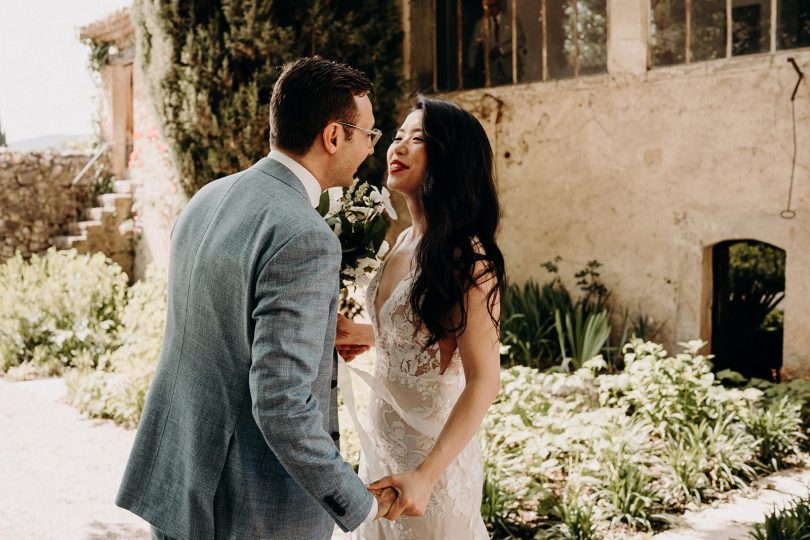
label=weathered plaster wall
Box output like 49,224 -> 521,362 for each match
0,151 -> 94,260
446,49 -> 810,373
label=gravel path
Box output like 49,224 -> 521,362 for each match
0,377 -> 149,539
0,376 -> 352,539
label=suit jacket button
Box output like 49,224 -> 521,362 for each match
331,432 -> 340,441
331,380 -> 337,389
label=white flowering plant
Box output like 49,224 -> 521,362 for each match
317,178 -> 397,318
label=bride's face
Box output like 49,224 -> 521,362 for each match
386,109 -> 426,197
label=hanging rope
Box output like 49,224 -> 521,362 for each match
781,58 -> 804,219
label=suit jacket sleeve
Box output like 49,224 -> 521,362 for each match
249,225 -> 374,532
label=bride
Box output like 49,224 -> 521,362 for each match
337,95 -> 506,539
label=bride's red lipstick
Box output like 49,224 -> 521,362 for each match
389,159 -> 409,174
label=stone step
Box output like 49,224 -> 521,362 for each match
96,193 -> 133,216
112,179 -> 134,194
67,220 -> 102,237
53,235 -> 87,250
87,207 -> 115,222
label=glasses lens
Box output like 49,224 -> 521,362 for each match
370,129 -> 382,148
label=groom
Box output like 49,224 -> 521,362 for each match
116,57 -> 394,539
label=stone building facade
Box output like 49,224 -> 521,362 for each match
79,1 -> 809,373
401,0 -> 810,374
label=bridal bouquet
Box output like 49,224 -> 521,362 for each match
317,178 -> 397,318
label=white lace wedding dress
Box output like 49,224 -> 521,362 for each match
339,256 -> 489,540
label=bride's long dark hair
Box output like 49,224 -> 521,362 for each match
407,95 -> 506,347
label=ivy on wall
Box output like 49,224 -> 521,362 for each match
134,0 -> 405,196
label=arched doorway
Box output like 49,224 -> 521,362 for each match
711,240 -> 785,381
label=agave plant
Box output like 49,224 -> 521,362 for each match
555,307 -> 611,371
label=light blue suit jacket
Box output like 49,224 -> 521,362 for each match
116,157 -> 373,539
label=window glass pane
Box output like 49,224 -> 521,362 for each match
464,0 -> 528,88
547,0 -> 575,78
651,0 -> 686,66
577,0 -> 607,75
731,0 -> 770,55
692,0 -> 726,62
778,0 -> 810,50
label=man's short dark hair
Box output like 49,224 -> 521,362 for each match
270,57 -> 374,155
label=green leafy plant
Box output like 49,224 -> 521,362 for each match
500,257 -> 619,371
743,396 -> 806,471
0,249 -> 127,378
133,0 -> 404,196
66,266 -> 168,427
554,307 -> 611,371
749,495 -> 810,540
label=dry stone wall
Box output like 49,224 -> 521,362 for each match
0,151 -> 94,260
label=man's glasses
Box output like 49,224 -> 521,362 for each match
336,121 -> 383,148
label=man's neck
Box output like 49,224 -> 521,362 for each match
272,146 -> 330,191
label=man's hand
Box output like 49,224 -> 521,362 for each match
336,344 -> 370,362
335,315 -> 374,362
368,470 -> 436,520
370,486 -> 398,520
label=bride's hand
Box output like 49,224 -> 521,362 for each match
368,469 -> 437,520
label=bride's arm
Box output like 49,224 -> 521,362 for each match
368,267 -> 501,519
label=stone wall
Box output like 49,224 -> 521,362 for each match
444,47 -> 810,373
0,151 -> 94,260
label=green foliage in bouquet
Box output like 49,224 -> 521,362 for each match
0,249 -> 127,378
133,0 -> 404,196
67,266 -> 168,427
317,179 -> 395,318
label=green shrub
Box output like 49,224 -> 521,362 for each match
481,340 -> 806,537
749,494 -> 810,540
133,0 -> 404,196
66,266 -> 168,427
501,258 -> 612,370
0,249 -> 127,378
743,395 -> 806,471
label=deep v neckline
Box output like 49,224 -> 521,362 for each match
372,229 -> 415,330
373,257 -> 414,331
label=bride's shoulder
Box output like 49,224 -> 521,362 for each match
391,226 -> 413,250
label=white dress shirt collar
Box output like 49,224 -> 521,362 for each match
267,149 -> 322,207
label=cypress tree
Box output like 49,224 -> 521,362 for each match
134,0 -> 404,196
0,114 -> 7,147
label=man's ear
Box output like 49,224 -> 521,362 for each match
322,123 -> 340,155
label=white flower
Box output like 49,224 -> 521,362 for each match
357,257 -> 378,271
327,187 -> 343,215
349,206 -> 374,219
380,187 -> 398,220
377,240 -> 390,258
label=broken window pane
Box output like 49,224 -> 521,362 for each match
731,0 -> 770,55
577,0 -> 608,75
545,0 -> 606,78
547,0 -> 575,78
651,0 -> 686,66
692,0 -> 726,62
778,0 -> 810,50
